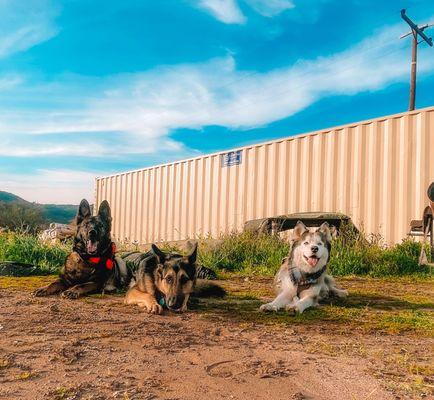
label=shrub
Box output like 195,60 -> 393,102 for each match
198,224 -> 431,277
0,226 -> 431,278
198,231 -> 289,276
328,223 -> 430,277
0,231 -> 69,274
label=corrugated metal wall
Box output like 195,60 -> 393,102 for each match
95,106 -> 434,245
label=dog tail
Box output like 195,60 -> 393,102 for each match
0,261 -> 46,277
194,279 -> 226,298
196,265 -> 218,280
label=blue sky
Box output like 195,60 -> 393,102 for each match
0,0 -> 433,203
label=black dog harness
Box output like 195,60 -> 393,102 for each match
289,265 -> 327,295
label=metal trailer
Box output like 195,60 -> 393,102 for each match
95,106 -> 434,245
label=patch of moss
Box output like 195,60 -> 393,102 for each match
0,276 -> 56,290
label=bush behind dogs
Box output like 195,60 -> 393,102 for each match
0,231 -> 69,275
0,227 -> 431,277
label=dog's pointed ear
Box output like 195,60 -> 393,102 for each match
151,244 -> 166,262
292,221 -> 308,241
319,222 -> 332,242
76,199 -> 91,225
185,241 -> 198,264
330,225 -> 338,239
98,200 -> 112,227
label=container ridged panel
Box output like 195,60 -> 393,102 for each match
95,107 -> 434,245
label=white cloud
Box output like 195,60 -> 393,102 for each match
1,22 -> 432,203
196,0 -> 246,24
0,169 -> 95,204
244,0 -> 294,17
1,21 -> 431,157
195,0 -> 296,24
0,74 -> 23,90
0,0 -> 59,59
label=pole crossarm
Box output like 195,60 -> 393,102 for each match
400,9 -> 433,111
400,9 -> 433,46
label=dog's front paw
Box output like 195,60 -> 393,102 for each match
292,301 -> 309,314
284,303 -> 297,313
61,290 -> 80,299
259,303 -> 277,312
178,304 -> 188,313
332,288 -> 348,298
147,303 -> 163,315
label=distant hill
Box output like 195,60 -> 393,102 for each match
0,191 -> 77,224
40,204 -> 77,224
0,191 -> 27,203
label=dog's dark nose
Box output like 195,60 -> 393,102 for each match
88,229 -> 97,240
166,296 -> 177,308
311,246 -> 319,253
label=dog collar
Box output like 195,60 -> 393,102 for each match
79,242 -> 117,270
289,265 -> 327,288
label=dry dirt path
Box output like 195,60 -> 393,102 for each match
0,277 -> 432,400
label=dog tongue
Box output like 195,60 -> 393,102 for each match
87,241 -> 97,253
307,257 -> 319,267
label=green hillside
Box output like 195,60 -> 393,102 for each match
40,204 -> 77,224
0,192 -> 27,203
0,191 -> 77,225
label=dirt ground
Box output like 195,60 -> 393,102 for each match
0,276 -> 433,400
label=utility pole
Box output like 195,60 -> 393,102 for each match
400,9 -> 433,111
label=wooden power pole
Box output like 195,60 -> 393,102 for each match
400,9 -> 433,111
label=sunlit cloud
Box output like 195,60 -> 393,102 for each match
0,0 -> 59,59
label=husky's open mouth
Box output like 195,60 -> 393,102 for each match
86,240 -> 98,254
304,255 -> 319,267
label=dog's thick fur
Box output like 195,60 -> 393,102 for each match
123,242 -> 198,314
260,221 -> 347,314
123,243 -> 224,314
34,199 -> 128,299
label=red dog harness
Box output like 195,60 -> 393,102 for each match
86,242 -> 117,270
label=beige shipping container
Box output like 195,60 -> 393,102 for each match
95,106 -> 434,245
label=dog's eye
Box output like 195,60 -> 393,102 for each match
165,276 -> 173,284
303,241 -> 309,245
180,275 -> 189,284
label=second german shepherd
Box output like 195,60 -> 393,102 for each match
123,243 -> 221,314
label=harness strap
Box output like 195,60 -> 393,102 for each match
289,265 -> 327,294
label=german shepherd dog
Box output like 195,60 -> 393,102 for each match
34,199 -> 128,299
123,242 -> 221,314
260,221 -> 347,314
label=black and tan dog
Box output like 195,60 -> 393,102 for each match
123,243 -> 222,314
34,199 -> 128,299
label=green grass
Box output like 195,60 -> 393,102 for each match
196,226 -> 432,278
197,231 -> 289,276
328,223 -> 432,277
0,232 -> 69,275
190,276 -> 434,336
0,225 -> 432,278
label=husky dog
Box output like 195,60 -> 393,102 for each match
260,221 -> 347,314
34,200 -> 129,299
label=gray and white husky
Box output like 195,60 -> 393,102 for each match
260,221 -> 347,314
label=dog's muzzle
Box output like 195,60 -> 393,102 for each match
166,295 -> 185,311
